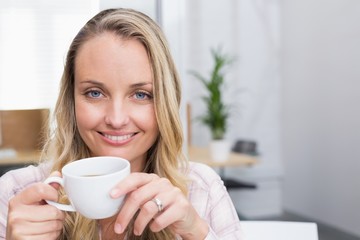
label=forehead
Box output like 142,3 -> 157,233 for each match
75,33 -> 153,83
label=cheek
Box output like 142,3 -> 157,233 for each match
134,106 -> 159,135
75,100 -> 99,133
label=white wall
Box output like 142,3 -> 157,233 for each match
183,0 -> 283,218
281,0 -> 360,237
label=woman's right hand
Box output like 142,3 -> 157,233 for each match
6,172 -> 65,240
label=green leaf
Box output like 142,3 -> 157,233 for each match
189,47 -> 235,140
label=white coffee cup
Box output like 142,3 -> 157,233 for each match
44,156 -> 130,219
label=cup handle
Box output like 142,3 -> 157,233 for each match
43,176 -> 76,212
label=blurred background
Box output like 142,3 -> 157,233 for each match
0,1 -> 359,239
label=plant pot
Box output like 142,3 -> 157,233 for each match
209,139 -> 231,162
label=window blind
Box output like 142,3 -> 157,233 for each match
0,0 -> 98,110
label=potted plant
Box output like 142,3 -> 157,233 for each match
190,47 -> 234,161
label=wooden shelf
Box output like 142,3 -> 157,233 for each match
0,149 -> 41,165
0,147 -> 258,168
188,145 -> 258,168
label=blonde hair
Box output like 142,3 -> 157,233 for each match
43,8 -> 188,240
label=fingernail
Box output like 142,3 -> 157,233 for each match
114,223 -> 123,234
134,229 -> 140,236
110,189 -> 120,198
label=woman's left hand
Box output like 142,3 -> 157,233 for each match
109,172 -> 209,239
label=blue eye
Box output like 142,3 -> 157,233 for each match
134,91 -> 152,100
87,90 -> 102,98
135,92 -> 146,99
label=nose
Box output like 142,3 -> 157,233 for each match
104,99 -> 130,128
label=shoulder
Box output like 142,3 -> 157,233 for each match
187,161 -> 223,190
186,161 -> 231,218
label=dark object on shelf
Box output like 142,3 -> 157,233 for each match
220,140 -> 259,190
218,167 -> 257,190
232,139 -> 259,156
223,178 -> 257,190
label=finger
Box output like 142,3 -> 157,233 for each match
133,200 -> 160,235
10,230 -> 62,240
8,204 -> 65,232
133,191 -> 175,235
29,220 -> 64,235
24,204 -> 65,221
7,204 -> 65,239
11,182 -> 59,205
110,173 -> 159,198
138,188 -> 182,234
150,197 -> 194,234
116,178 -> 165,231
110,173 -> 160,234
48,171 -> 62,190
116,177 -> 176,235
150,205 -> 179,233
10,219 -> 63,236
126,177 -> 173,205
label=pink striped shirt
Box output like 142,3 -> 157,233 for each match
0,161 -> 244,239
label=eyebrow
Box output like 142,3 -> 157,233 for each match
79,80 -> 153,88
129,82 -> 153,89
79,80 -> 105,87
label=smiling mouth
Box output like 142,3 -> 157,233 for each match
102,133 -> 136,142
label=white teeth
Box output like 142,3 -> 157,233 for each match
103,133 -> 133,141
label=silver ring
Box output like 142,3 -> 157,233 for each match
152,198 -> 163,213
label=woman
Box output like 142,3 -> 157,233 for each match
0,8 -> 243,239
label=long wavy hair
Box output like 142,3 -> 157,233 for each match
42,8 -> 188,240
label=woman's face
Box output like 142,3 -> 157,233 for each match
74,33 -> 159,172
